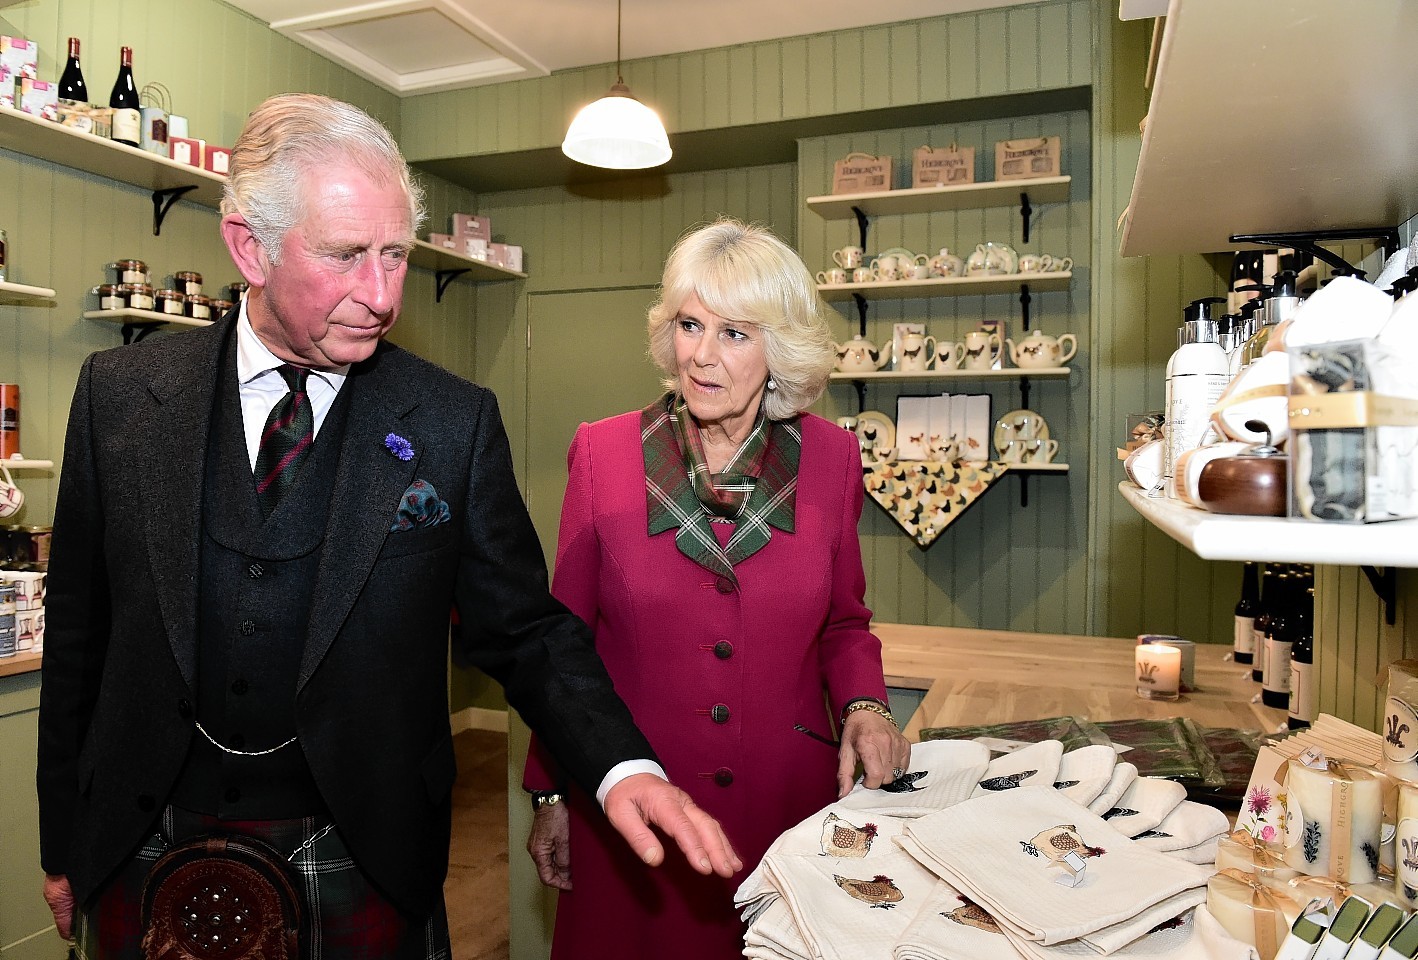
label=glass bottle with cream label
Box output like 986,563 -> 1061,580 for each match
109,46 -> 141,147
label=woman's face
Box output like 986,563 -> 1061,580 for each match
673,292 -> 770,436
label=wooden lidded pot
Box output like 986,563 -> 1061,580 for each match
1197,420 -> 1288,517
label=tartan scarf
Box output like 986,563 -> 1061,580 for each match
642,393 -> 800,583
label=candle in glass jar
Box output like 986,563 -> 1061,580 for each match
1135,643 -> 1181,701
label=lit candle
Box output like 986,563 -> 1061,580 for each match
1140,634 -> 1195,691
1135,643 -> 1181,701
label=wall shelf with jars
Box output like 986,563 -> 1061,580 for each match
0,280 -> 57,301
806,175 -> 1071,244
818,271 -> 1070,302
0,107 -> 224,236
407,240 -> 526,303
84,308 -> 213,344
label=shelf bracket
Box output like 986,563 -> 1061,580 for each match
853,380 -> 866,414
1230,227 -> 1404,275
851,207 -> 870,252
1360,565 -> 1397,627
1018,473 -> 1030,508
852,293 -> 869,338
150,185 -> 198,236
1019,192 -> 1034,244
1019,283 -> 1032,334
1019,375 -> 1032,411
435,268 -> 469,303
120,323 -> 162,345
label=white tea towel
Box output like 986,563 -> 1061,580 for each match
892,880 -> 1027,960
1133,801 -> 1230,853
764,845 -> 940,960
737,806 -> 910,912
1088,762 -> 1139,816
838,739 -> 992,818
1081,888 -> 1205,954
1103,777 -> 1188,838
997,905 -> 1259,960
898,786 -> 1213,945
972,740 -> 1065,798
1163,836 -> 1221,866
1054,745 -> 1119,808
744,897 -> 811,960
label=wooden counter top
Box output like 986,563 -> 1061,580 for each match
875,623 -> 1288,742
0,650 -> 42,678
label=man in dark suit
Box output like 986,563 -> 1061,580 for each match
37,93 -> 738,959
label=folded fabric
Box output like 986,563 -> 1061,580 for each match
1165,836 -> 1221,866
764,844 -> 941,960
1088,762 -> 1140,816
997,906 -> 1260,960
744,897 -> 812,960
837,739 -> 991,818
1054,745 -> 1119,808
892,880 -> 1027,960
898,786 -> 1213,945
1103,776 -> 1188,838
1132,801 -> 1231,853
972,739 -> 1065,799
1082,888 -> 1206,955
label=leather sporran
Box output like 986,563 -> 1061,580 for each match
140,835 -> 304,960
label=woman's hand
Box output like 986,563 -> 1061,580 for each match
837,710 -> 912,798
527,801 -> 573,890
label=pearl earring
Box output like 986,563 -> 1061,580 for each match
767,378 -> 777,391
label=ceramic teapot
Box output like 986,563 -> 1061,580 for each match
965,241 -> 1018,276
1006,329 -> 1077,368
833,334 -> 890,373
928,247 -> 965,278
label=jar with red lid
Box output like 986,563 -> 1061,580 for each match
227,281 -> 249,301
174,270 -> 202,295
184,294 -> 212,320
94,283 -> 124,310
210,298 -> 234,316
154,288 -> 185,316
110,259 -> 148,284
120,283 -> 155,311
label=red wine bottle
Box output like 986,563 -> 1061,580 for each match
1233,562 -> 1259,665
58,37 -> 88,105
109,46 -> 140,147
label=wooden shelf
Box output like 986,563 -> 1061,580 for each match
0,280 -> 57,300
1008,463 -> 1070,473
4,459 -> 53,470
1119,481 -> 1418,567
0,106 -> 226,207
831,367 -> 1070,383
0,650 -> 42,678
85,308 -> 214,330
806,176 -> 1071,220
1121,0 -> 1418,256
818,271 -> 1071,302
407,240 -> 526,281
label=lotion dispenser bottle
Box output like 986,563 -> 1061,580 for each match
1164,296 -> 1230,498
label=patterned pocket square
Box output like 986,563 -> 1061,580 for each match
391,479 -> 451,532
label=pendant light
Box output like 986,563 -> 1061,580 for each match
561,0 -> 672,170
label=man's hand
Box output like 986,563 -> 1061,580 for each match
837,710 -> 912,798
603,774 -> 742,877
43,873 -> 76,941
526,801 -> 573,891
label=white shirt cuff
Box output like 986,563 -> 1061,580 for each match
596,759 -> 668,808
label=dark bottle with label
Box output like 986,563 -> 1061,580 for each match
109,46 -> 141,147
1262,569 -> 1294,709
1289,586 -> 1316,729
1233,562 -> 1259,665
1252,564 -> 1276,683
58,37 -> 88,105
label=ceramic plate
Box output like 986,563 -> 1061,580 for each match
855,410 -> 896,452
993,409 -> 1050,454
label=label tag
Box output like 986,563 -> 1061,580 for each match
1052,851 -> 1087,887
1384,697 -> 1418,763
1298,747 -> 1328,769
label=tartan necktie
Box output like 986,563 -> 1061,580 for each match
253,365 -> 314,514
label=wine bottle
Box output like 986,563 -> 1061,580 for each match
58,37 -> 88,105
1252,564 -> 1275,684
1233,562 -> 1259,665
109,46 -> 140,147
1289,586 -> 1316,729
1262,569 -> 1293,710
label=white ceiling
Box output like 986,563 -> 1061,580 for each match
225,0 -> 1032,96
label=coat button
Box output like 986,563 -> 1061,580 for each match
713,767 -> 734,787
137,794 -> 155,812
714,577 -> 734,594
177,698 -> 192,719
224,787 -> 242,804
713,641 -> 733,660
239,620 -> 256,636
231,678 -> 249,695
247,563 -> 264,579
710,704 -> 730,724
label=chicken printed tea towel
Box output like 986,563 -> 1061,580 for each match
1054,745 -> 1119,808
892,880 -> 1027,960
1087,762 -> 1140,816
837,739 -> 991,818
742,897 -> 812,960
1103,776 -> 1188,838
863,459 -> 1009,548
998,905 -> 1260,960
972,739 -> 1064,799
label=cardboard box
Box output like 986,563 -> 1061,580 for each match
488,242 -> 523,272
831,152 -> 893,194
912,145 -> 975,188
426,233 -> 457,250
15,77 -> 57,120
0,36 -> 37,80
56,102 -> 111,138
460,237 -> 488,261
994,136 -> 1062,180
451,213 -> 491,241
169,136 -> 205,168
203,146 -> 231,175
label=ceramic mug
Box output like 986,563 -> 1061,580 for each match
816,268 -> 848,285
897,333 -> 937,372
1023,438 -> 1060,463
935,341 -> 965,369
1017,254 -> 1052,274
1001,439 -> 1029,463
832,246 -> 864,269
852,266 -> 876,283
1045,256 -> 1073,272
0,465 -> 22,519
870,255 -> 907,281
961,330 -> 1002,370
910,262 -> 932,280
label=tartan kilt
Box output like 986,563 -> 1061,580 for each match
75,806 -> 450,960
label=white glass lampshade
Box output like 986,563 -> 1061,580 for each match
562,82 -> 672,170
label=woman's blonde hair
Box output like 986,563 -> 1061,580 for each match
647,219 -> 834,421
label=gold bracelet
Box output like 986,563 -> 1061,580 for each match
842,699 -> 898,729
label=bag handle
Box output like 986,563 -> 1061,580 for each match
999,137 -> 1050,150
841,151 -> 883,163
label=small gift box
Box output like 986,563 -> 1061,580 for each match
1207,868 -> 1304,960
1216,831 -> 1301,886
1282,756 -> 1385,884
831,152 -> 893,194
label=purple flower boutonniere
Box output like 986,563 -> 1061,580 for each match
384,433 -> 415,461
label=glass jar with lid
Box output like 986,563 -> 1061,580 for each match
154,288 -> 185,316
93,283 -> 124,310
174,270 -> 202,295
110,259 -> 148,284
184,294 -> 212,320
120,283 -> 155,311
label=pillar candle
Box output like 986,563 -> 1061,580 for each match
1283,759 -> 1384,884
1382,663 -> 1418,783
1135,643 -> 1181,701
1208,869 -> 1303,960
1395,782 -> 1418,909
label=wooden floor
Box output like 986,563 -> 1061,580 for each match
445,728 -> 511,960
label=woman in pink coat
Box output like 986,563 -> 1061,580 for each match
522,219 -> 910,959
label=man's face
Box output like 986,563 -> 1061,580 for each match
250,164 -> 413,370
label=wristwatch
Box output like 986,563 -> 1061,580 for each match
530,789 -> 564,812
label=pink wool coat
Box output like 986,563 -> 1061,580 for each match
523,409 -> 888,960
